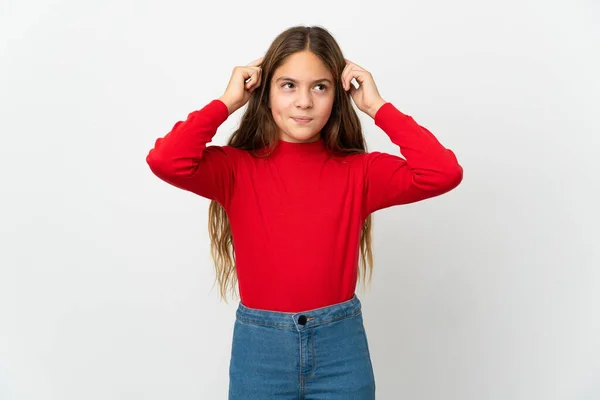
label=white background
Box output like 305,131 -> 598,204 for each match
1,0 -> 599,398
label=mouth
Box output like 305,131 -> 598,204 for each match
292,117 -> 313,124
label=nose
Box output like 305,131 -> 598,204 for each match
294,89 -> 313,109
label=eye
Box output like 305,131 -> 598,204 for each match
282,82 -> 295,89
315,84 -> 327,91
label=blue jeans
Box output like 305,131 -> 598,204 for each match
228,294 -> 376,399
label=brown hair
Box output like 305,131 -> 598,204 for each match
209,25 -> 373,303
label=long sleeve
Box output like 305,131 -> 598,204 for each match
146,99 -> 237,208
362,102 -> 463,217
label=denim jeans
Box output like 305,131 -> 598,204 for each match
228,294 -> 376,399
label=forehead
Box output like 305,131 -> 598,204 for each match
273,51 -> 332,80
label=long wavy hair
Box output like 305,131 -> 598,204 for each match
209,25 -> 374,303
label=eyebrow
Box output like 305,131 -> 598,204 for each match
276,76 -> 333,84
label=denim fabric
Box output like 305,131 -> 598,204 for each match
228,294 -> 376,399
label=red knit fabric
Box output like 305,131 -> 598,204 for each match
147,99 -> 463,312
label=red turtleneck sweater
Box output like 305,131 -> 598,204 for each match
146,99 -> 462,312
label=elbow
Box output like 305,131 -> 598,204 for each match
445,149 -> 463,187
450,162 -> 463,186
440,161 -> 463,192
146,149 -> 172,179
420,160 -> 462,195
146,148 -> 202,182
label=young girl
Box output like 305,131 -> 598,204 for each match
147,25 -> 462,400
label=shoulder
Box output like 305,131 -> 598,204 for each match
327,150 -> 369,169
329,150 -> 379,164
204,144 -> 251,159
331,150 -> 406,173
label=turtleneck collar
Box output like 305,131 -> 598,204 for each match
274,137 -> 327,155
253,137 -> 333,160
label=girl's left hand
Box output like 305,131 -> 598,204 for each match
341,59 -> 387,118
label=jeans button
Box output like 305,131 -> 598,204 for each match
298,315 -> 307,325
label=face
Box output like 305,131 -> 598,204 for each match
269,51 -> 335,143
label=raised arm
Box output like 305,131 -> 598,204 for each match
362,103 -> 463,216
146,99 -> 240,208
146,56 -> 264,208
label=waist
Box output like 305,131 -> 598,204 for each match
235,294 -> 362,330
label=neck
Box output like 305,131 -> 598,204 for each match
271,137 -> 327,157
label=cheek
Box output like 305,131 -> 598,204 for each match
316,96 -> 335,118
269,94 -> 290,116
269,102 -> 290,128
270,103 -> 285,121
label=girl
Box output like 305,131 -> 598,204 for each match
147,25 -> 462,400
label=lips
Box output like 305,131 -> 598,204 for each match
292,116 -> 313,122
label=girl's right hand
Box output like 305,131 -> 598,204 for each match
218,57 -> 264,115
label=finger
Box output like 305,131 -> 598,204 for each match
344,68 -> 369,91
344,58 -> 366,71
245,67 -> 262,89
352,68 -> 369,84
242,66 -> 260,81
248,56 -> 264,67
342,62 -> 367,91
252,67 -> 262,88
342,59 -> 368,88
249,71 -> 262,92
343,67 -> 361,91
341,62 -> 352,90
349,83 -> 358,98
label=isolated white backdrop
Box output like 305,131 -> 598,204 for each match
1,0 -> 599,399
